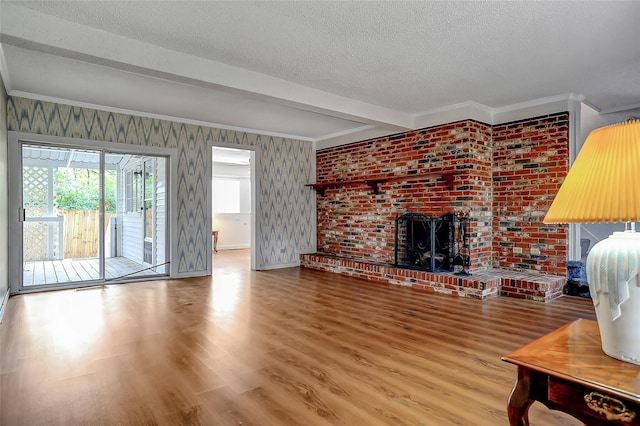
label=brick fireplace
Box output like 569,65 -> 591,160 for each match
301,113 -> 570,301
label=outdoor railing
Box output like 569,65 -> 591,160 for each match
25,216 -> 64,260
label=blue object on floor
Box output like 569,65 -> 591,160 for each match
566,260 -> 589,298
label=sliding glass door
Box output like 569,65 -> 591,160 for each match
16,142 -> 168,291
21,145 -> 104,286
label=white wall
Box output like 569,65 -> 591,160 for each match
212,161 -> 251,249
213,213 -> 250,249
578,103 -> 640,256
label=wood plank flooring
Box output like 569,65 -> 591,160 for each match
1,249 -> 595,425
23,256 -> 163,286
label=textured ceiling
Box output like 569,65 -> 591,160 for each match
1,1 -> 639,147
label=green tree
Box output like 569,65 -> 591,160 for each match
55,168 -> 117,213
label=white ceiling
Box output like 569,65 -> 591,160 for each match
1,1 -> 639,149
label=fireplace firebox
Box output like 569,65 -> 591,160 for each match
394,212 -> 470,273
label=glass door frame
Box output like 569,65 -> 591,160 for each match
8,132 -> 177,294
18,142 -> 105,289
142,158 -> 154,266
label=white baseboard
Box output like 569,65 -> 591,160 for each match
172,270 -> 211,279
296,247 -> 317,255
217,244 -> 250,250
257,261 -> 300,270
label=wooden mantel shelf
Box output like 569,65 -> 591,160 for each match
306,172 -> 456,196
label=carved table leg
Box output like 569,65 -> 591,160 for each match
507,367 -> 534,426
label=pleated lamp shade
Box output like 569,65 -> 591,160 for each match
543,118 -> 640,365
544,119 -> 640,224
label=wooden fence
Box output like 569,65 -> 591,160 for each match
59,210 -> 116,259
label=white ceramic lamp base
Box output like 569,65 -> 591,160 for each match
587,230 -> 640,365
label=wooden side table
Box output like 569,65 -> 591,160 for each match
503,319 -> 640,425
212,230 -> 219,253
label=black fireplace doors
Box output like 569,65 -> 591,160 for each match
394,212 -> 467,273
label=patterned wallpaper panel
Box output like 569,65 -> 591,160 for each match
6,97 -> 316,273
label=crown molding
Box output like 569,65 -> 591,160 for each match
315,126 -> 394,151
598,102 -> 640,115
412,101 -> 494,130
9,89 -> 590,151
492,93 -> 584,124
9,91 -> 316,142
314,124 -> 376,143
411,93 -> 584,128
316,94 -> 586,149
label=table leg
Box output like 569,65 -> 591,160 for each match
507,367 -> 534,426
212,231 -> 219,253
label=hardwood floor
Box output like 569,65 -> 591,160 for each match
1,249 -> 595,425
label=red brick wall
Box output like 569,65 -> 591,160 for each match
314,113 -> 570,276
316,120 -> 493,270
492,113 -> 569,276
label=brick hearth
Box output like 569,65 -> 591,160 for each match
301,253 -> 565,302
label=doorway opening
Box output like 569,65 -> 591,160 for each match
211,147 -> 254,268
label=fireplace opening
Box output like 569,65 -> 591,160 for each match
394,212 -> 470,274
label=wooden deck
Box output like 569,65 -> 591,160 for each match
23,256 -> 161,286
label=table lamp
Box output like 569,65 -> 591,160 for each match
544,118 -> 640,365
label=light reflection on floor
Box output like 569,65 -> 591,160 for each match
23,287 -> 107,360
211,249 -> 251,333
16,249 -> 252,364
